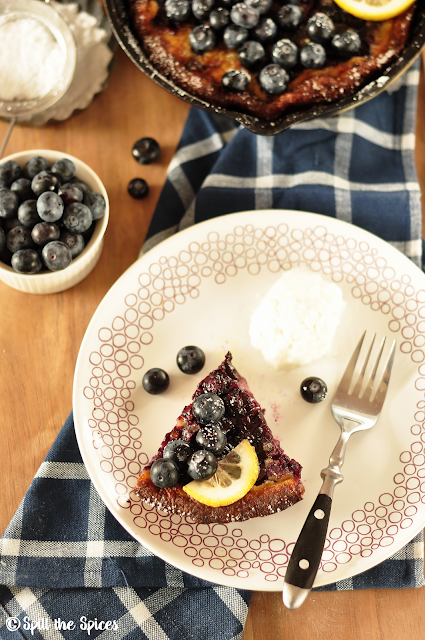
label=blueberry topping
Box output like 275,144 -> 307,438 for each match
332,29 -> 361,54
11,249 -> 42,274
271,38 -> 298,69
50,158 -> 76,182
60,231 -> 85,257
276,4 -> 303,29
244,0 -> 271,14
259,64 -> 289,95
17,200 -> 40,228
63,202 -> 93,233
230,2 -> 259,28
177,345 -> 206,374
192,392 -> 225,425
36,191 -> 64,222
163,439 -> 193,467
222,69 -> 251,91
23,156 -> 49,180
83,192 -> 106,220
32,222 -> 60,247
7,226 -> 34,253
0,227 -> 5,253
187,449 -> 218,480
306,12 -> 335,43
189,25 -> 216,52
165,0 -> 191,20
0,160 -> 21,186
128,178 -> 149,199
150,458 -> 180,487
132,137 -> 161,164
300,42 -> 326,68
31,171 -> 60,197
0,188 -> 19,219
209,7 -> 230,29
238,40 -> 265,67
42,241 -> 72,271
192,0 -> 214,20
58,182 -> 84,206
223,24 -> 248,49
254,17 -> 277,43
10,178 -> 33,203
300,377 -> 327,403
142,367 -> 170,394
196,424 -> 227,454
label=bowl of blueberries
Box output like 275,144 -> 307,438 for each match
0,150 -> 109,294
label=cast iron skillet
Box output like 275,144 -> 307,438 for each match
105,0 -> 425,135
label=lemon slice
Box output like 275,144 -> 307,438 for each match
333,0 -> 415,21
183,439 -> 260,507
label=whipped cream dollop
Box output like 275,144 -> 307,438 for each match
249,265 -> 346,368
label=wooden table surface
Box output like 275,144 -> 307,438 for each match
1,41 -> 425,640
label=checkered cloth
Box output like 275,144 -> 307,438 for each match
1,61 -> 424,639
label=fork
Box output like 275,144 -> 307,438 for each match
282,331 -> 396,610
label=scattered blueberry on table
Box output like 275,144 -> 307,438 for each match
0,155 -> 105,274
300,377 -> 328,403
132,137 -> 161,164
128,178 -> 149,199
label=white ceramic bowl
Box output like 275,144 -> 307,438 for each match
0,149 -> 109,294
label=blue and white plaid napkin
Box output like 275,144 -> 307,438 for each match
1,60 -> 424,639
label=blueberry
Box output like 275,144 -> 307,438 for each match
11,249 -> 42,274
150,458 -> 180,487
37,191 -> 64,222
10,178 -> 33,203
17,200 -> 41,228
192,392 -> 225,425
192,0 -> 214,20
50,158 -> 76,182
0,160 -> 21,186
176,345 -> 206,374
58,182 -> 84,206
222,69 -> 251,91
188,450 -> 217,480
223,24 -> 248,49
0,188 -> 19,218
163,439 -> 193,467
142,367 -> 170,394
60,231 -> 85,258
196,424 -> 227,454
244,0 -> 271,15
42,241 -> 72,271
70,178 -> 91,195
165,0 -> 191,21
189,25 -> 216,52
276,4 -> 303,29
300,377 -> 327,403
63,202 -> 93,233
238,40 -> 265,67
23,156 -> 50,180
128,178 -> 149,199
0,227 -> 5,253
32,222 -> 60,247
209,7 -> 229,29
306,12 -> 335,43
254,17 -> 277,43
300,42 -> 326,68
132,137 -> 161,164
83,192 -> 106,220
230,3 -> 259,28
332,30 -> 361,54
7,226 -> 34,253
31,171 -> 60,197
259,64 -> 289,95
271,38 -> 298,68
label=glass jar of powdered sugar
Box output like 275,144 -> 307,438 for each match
0,0 -> 76,120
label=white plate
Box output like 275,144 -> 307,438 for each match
73,210 -> 425,591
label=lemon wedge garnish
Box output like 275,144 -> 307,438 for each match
333,0 -> 415,21
183,439 -> 260,507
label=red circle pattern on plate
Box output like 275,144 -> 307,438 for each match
82,223 -> 425,583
